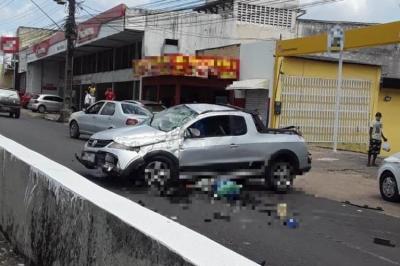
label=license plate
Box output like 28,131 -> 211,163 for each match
82,152 -> 95,163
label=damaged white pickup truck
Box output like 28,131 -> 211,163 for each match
76,104 -> 311,192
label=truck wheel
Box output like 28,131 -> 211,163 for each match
380,172 -> 400,202
38,105 -> 46,113
267,161 -> 294,193
69,121 -> 80,139
14,110 -> 20,119
143,156 -> 179,196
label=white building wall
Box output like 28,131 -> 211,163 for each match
240,41 -> 276,126
42,60 -> 64,95
135,11 -> 294,57
240,41 -> 275,86
27,61 -> 42,94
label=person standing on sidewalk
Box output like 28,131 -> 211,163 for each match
89,83 -> 96,102
83,90 -> 91,109
105,88 -> 115,100
368,112 -> 388,166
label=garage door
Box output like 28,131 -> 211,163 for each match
245,89 -> 269,125
278,75 -> 372,144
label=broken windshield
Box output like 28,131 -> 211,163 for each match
150,105 -> 198,132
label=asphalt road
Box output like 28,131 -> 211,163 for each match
1,111 -> 400,266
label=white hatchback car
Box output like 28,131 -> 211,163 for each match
378,153 -> 400,202
69,101 -> 151,139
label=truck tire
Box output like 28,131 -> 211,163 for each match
143,155 -> 180,196
267,161 -> 294,193
14,109 -> 20,119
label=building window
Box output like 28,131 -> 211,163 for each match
236,2 -> 293,28
115,41 -> 142,70
81,53 -> 96,74
97,49 -> 113,72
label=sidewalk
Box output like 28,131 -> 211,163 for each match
22,109 -> 62,122
296,146 -> 400,218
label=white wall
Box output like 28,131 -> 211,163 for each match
42,60 -> 64,95
26,61 -> 42,94
138,11 -> 293,57
240,41 -> 275,86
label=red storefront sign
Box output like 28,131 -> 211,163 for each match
77,4 -> 126,43
33,40 -> 50,58
1,37 -> 19,53
133,54 -> 240,80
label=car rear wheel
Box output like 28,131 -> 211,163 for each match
380,172 -> 400,202
38,105 -> 46,113
69,121 -> 80,139
143,156 -> 179,196
267,161 -> 294,193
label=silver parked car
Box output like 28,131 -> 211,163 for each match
123,100 -> 166,114
378,153 -> 400,202
69,100 -> 151,139
28,94 -> 63,113
76,104 -> 311,192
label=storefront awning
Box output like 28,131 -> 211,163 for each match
226,79 -> 269,90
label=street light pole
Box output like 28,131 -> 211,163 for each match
58,0 -> 76,122
333,50 -> 343,152
328,25 -> 345,152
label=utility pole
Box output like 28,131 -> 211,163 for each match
56,0 -> 76,122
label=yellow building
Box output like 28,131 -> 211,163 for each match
377,79 -> 400,156
272,56 -> 383,154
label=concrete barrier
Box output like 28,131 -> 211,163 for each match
0,135 -> 258,266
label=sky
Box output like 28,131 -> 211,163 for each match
0,0 -> 399,37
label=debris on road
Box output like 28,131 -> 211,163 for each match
277,203 -> 287,219
213,180 -> 241,200
213,212 -> 231,222
342,201 -> 384,211
204,218 -> 212,223
373,237 -> 396,247
286,218 -> 299,229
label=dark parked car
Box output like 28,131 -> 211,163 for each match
0,88 -> 21,118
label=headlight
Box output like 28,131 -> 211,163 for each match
108,142 -> 140,152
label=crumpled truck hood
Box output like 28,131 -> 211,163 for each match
94,124 -> 180,147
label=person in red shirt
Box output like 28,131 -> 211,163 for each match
105,88 -> 115,100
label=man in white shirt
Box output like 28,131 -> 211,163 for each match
368,112 -> 388,166
84,90 -> 91,109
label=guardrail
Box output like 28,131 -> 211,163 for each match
0,134 -> 257,266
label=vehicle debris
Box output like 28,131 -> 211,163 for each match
373,237 -> 396,247
342,201 -> 384,211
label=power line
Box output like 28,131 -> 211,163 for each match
29,0 -> 63,30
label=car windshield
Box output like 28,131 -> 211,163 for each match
150,105 -> 198,132
32,95 -> 40,99
145,104 -> 165,113
0,89 -> 18,99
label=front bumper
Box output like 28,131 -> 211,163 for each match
76,145 -> 145,177
0,104 -> 19,113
